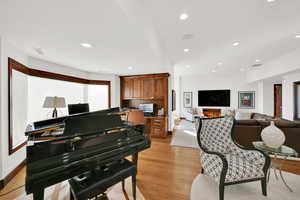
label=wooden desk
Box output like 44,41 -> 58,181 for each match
145,116 -> 168,138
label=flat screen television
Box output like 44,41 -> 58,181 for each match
198,90 -> 230,107
139,103 -> 155,116
68,103 -> 90,115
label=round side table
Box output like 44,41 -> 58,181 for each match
253,141 -> 298,192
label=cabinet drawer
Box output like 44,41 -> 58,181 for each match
152,128 -> 162,136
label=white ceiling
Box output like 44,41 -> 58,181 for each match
0,0 -> 300,76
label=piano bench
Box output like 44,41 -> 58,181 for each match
69,159 -> 137,200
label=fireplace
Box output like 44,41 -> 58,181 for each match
203,109 -> 221,118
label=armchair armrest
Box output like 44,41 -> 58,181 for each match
231,142 -> 271,172
200,149 -> 228,183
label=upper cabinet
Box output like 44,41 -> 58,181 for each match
141,78 -> 154,99
121,74 -> 169,100
133,79 -> 142,98
122,78 -> 133,99
154,78 -> 166,99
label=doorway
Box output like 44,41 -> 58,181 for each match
274,84 -> 282,118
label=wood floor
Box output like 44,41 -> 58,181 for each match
137,136 -> 201,200
0,135 -> 299,200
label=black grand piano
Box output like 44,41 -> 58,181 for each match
25,108 -> 151,199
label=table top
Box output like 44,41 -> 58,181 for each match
252,141 -> 298,157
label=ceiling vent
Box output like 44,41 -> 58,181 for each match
182,34 -> 194,40
251,63 -> 263,68
34,48 -> 44,55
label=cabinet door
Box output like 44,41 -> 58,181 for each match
133,79 -> 142,98
154,78 -> 166,98
123,78 -> 133,99
141,78 -> 154,99
150,118 -> 167,138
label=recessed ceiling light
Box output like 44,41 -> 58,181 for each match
255,59 -> 261,63
128,66 -> 133,70
180,13 -> 189,21
185,65 -> 191,68
212,69 -> 217,73
80,43 -> 92,48
267,0 -> 276,2
184,48 -> 190,52
232,42 -> 240,47
217,62 -> 223,66
296,34 -> 300,38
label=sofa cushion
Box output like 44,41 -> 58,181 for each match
275,120 -> 298,128
235,120 -> 259,126
251,113 -> 273,120
257,120 -> 298,128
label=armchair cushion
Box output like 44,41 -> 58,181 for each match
225,154 -> 264,183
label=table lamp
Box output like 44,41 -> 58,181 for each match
43,96 -> 66,118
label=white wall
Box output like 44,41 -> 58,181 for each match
11,70 -> 28,148
0,37 -> 3,178
247,48 -> 300,83
0,42 -> 121,179
28,57 -> 120,108
282,72 -> 300,120
261,79 -> 282,116
27,76 -> 86,122
88,85 -> 109,112
0,38 -> 27,179
179,73 -> 259,118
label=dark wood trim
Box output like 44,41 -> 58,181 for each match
0,159 -> 26,190
8,58 -> 28,155
274,84 -> 282,118
120,73 -> 169,79
9,141 -> 27,155
9,58 -> 111,86
8,58 -> 112,155
294,81 -> 300,121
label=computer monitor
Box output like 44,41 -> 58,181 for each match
68,103 -> 90,115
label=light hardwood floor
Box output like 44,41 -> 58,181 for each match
0,136 -> 299,200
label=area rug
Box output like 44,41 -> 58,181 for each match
14,178 -> 144,200
191,171 -> 300,200
170,120 -> 199,148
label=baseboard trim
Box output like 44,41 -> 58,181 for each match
0,159 -> 26,189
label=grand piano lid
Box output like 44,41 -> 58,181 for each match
63,113 -> 123,136
25,107 -> 123,136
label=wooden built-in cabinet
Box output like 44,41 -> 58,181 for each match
120,73 -> 169,138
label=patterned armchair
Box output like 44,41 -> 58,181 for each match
196,117 -> 270,200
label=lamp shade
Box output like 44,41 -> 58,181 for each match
43,96 -> 66,108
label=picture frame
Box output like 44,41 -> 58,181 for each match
172,90 -> 176,111
238,91 -> 255,109
183,92 -> 193,108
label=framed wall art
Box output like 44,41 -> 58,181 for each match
183,92 -> 193,108
238,91 -> 255,109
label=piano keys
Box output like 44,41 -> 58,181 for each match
25,108 -> 150,199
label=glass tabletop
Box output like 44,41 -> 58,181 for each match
252,141 -> 298,157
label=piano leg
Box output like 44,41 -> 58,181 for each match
132,153 -> 139,168
33,189 -> 44,200
132,174 -> 136,200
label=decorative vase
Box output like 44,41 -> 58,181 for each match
261,121 -> 285,149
